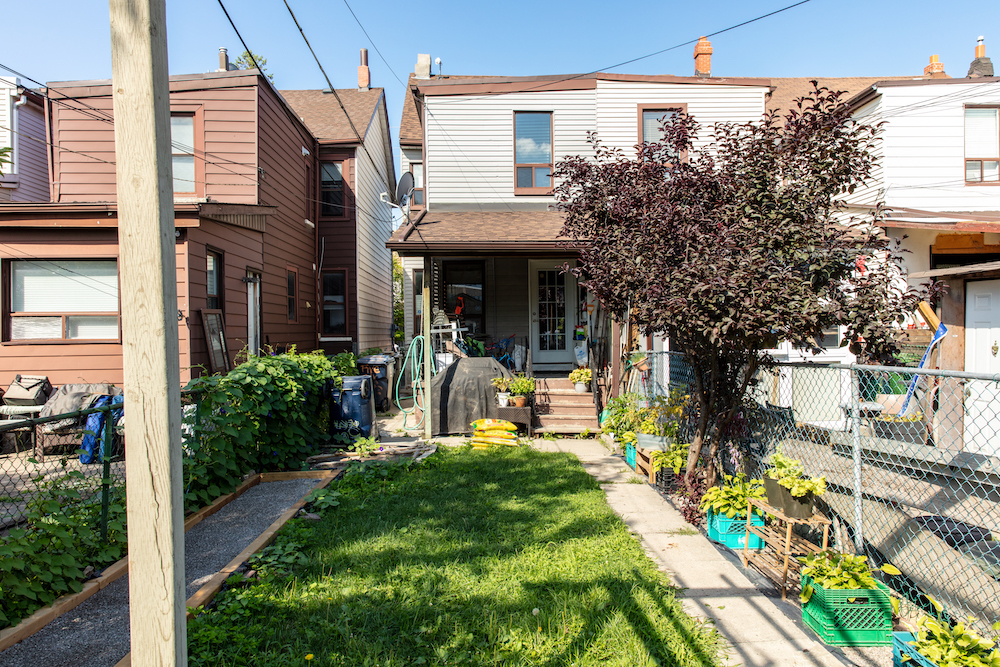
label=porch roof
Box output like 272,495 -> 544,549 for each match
387,210 -> 579,255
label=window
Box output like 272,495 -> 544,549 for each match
171,114 -> 196,194
966,108 -> 1000,183
412,269 -> 423,337
442,261 -> 484,335
206,250 -> 222,311
638,105 -> 685,162
322,271 -> 347,337
410,163 -> 424,206
286,267 -> 298,323
514,111 -> 552,194
6,260 -> 119,341
320,162 -> 345,216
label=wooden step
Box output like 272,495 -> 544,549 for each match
535,414 -> 600,434
534,424 -> 602,435
534,402 -> 598,417
535,378 -> 575,391
534,390 -> 595,406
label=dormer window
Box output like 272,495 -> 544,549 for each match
966,108 -> 999,183
514,111 -> 552,194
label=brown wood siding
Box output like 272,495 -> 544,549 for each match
175,238 -> 191,384
185,221 -> 264,376
51,87 -> 258,204
317,151 -> 357,355
256,86 -> 317,353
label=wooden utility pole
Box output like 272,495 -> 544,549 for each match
109,0 -> 186,664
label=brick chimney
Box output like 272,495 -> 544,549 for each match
358,48 -> 370,91
415,53 -> 432,79
923,54 -> 947,77
694,37 -> 712,77
968,36 -> 995,78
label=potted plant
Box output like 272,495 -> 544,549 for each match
779,475 -> 826,519
764,450 -> 803,510
893,597 -> 1000,667
509,375 -> 535,408
491,376 -> 511,407
799,551 -> 900,646
635,390 -> 686,451
699,473 -> 767,550
569,367 -> 592,392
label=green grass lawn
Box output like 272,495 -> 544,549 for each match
188,447 -> 724,667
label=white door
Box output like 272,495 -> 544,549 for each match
965,279 -> 1000,455
246,269 -> 262,356
529,260 -> 577,368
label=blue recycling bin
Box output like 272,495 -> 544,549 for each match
329,375 -> 378,446
357,354 -> 395,412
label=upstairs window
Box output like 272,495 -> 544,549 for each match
410,162 -> 424,206
639,105 -> 684,163
514,111 -> 552,194
966,108 -> 999,183
6,260 -> 119,341
170,114 -> 196,194
321,162 -> 346,216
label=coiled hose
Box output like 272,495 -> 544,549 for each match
394,335 -> 434,430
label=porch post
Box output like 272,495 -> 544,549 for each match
423,256 -> 433,440
610,317 -> 621,398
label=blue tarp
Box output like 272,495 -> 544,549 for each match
80,394 -> 124,464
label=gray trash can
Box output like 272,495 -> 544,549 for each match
330,375 -> 378,446
357,354 -> 395,412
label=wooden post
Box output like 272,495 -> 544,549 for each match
109,0 -> 186,664
423,256 -> 433,441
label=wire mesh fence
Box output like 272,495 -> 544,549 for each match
646,350 -> 1000,633
0,402 -> 125,536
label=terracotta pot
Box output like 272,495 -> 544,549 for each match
763,475 -> 784,510
513,395 -> 528,407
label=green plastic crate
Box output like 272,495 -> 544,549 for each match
893,632 -> 936,667
801,575 -> 892,646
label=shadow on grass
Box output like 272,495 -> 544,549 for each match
187,447 -> 724,666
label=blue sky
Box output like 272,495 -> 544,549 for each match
5,0 -> 999,182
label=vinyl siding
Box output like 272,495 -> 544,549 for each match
424,89 -> 596,206
354,95 -> 394,352
843,97 -> 885,209
401,254 -> 422,346
11,102 -> 50,201
493,257 -> 529,338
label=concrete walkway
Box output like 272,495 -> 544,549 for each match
532,437 -> 863,667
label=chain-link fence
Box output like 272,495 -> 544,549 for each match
646,350 -> 1000,633
0,402 -> 125,537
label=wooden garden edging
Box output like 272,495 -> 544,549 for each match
113,469 -> 339,667
0,470 -> 336,655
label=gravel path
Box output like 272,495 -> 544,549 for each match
0,478 -> 319,667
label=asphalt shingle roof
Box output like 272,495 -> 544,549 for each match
280,88 -> 383,143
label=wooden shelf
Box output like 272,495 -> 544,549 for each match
741,499 -> 830,600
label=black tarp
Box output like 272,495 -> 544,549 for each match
431,357 -> 513,436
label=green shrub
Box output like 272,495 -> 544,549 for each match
331,351 -> 358,377
182,349 -> 340,511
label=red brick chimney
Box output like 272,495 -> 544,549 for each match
694,37 -> 712,77
923,54 -> 947,78
358,48 -> 370,91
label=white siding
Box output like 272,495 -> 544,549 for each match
401,255 -> 423,346
401,147 -> 421,174
875,83 -> 1000,212
594,80 -> 768,156
355,95 -> 395,352
842,97 -> 886,209
424,89 -> 596,206
11,101 -> 49,201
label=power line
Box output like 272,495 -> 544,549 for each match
341,0 -> 406,88
279,0 -> 394,196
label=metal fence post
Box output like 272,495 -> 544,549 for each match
850,366 -> 865,554
100,406 -> 112,542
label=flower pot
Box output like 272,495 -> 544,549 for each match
513,395 -> 528,408
497,392 -> 510,407
781,488 -> 815,519
574,382 -> 588,393
636,433 -> 673,451
763,474 -> 784,510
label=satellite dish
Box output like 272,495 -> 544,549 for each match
395,172 -> 414,204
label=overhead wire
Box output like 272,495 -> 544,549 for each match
341,0 -> 406,88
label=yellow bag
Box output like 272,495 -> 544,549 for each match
470,419 -> 516,432
479,429 -> 517,439
470,436 -> 521,447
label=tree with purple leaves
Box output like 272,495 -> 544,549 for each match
554,84 -> 942,488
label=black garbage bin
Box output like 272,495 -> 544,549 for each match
329,375 -> 378,446
357,354 -> 395,412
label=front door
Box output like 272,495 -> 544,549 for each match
529,260 -> 576,368
965,279 -> 1000,456
246,269 -> 262,355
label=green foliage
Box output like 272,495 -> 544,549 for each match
766,450 -> 803,481
360,347 -> 383,357
903,610 -> 1000,667
304,487 -> 342,513
798,551 -> 901,602
182,349 -> 340,511
698,473 -> 765,519
0,471 -> 126,629
602,389 -> 687,442
649,440 -> 691,476
248,539 -> 307,578
186,447 -> 725,666
350,435 -> 380,458
508,375 -> 535,396
232,50 -> 274,82
0,146 -> 10,175
780,475 -> 827,498
768,450 -> 825,498
569,367 -> 592,384
490,376 -> 511,392
330,351 -> 358,378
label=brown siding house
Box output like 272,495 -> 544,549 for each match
0,69 -> 318,387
